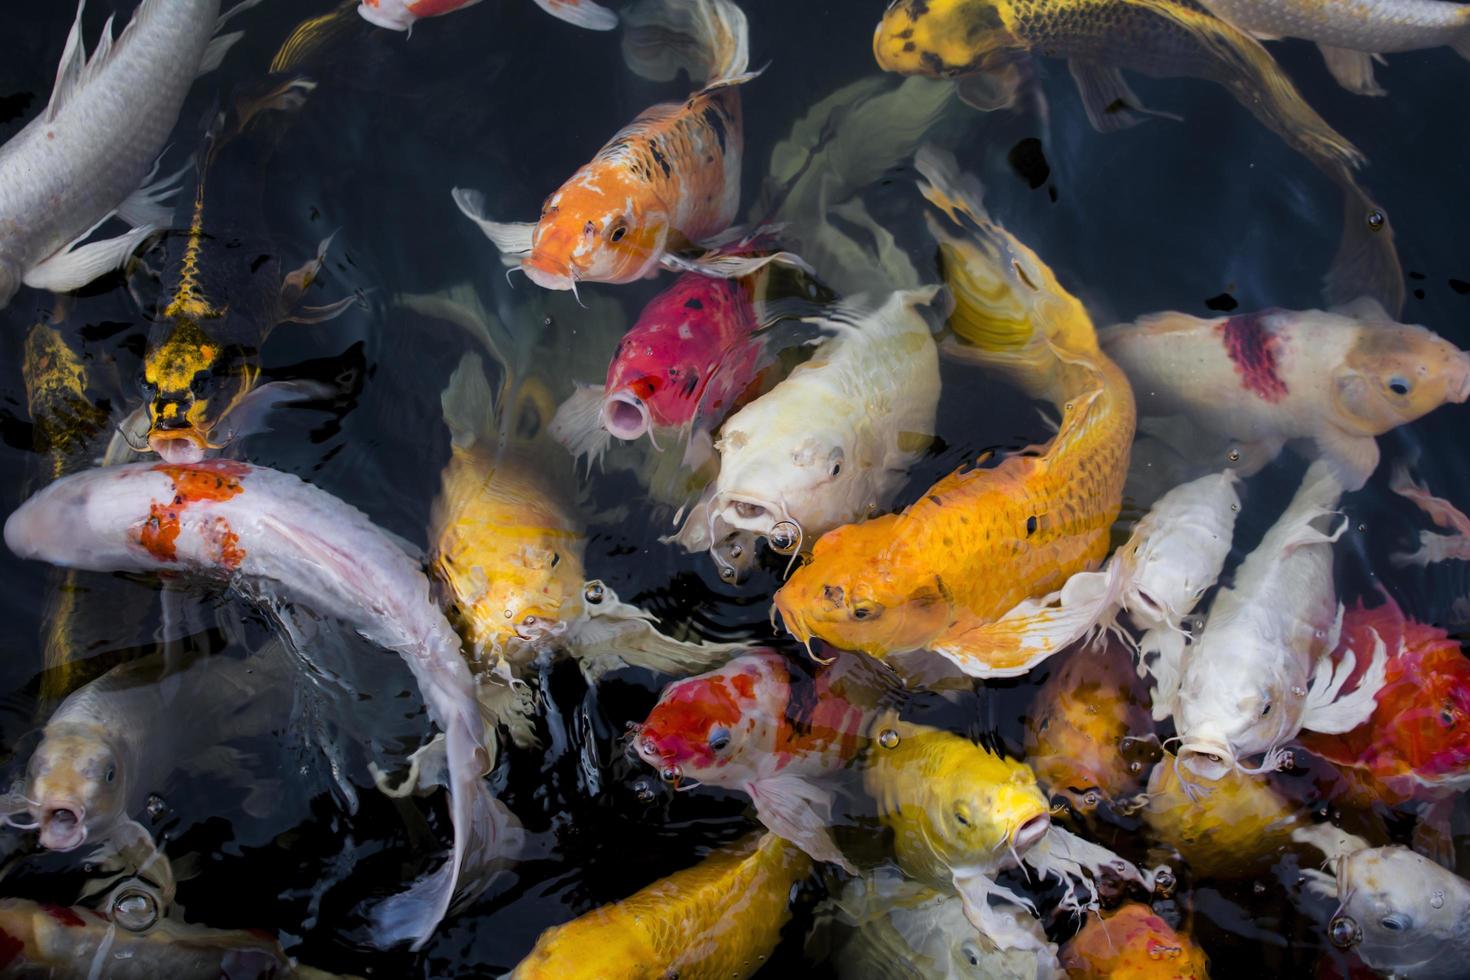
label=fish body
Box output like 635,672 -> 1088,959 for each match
873,0 -> 1405,315
822,872 -> 1062,980
775,148 -> 1134,678
0,898 -> 340,980
1058,901 -> 1209,978
1298,596 -> 1470,802
359,0 -> 617,32
1169,461 -> 1375,780
1024,640 -> 1155,820
550,268 -> 767,460
1197,0 -> 1470,95
3,459 -> 504,950
509,832 -> 810,980
1102,306 -> 1470,490
454,0 -> 760,289
677,288 -> 941,578
0,0 -> 228,308
1315,845 -> 1470,979
1143,751 -> 1303,877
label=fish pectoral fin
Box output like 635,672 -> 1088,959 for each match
952,873 -> 1045,952
954,65 -> 1025,113
532,0 -> 618,30
215,379 -> 336,443
1317,45 -> 1387,97
749,776 -> 855,873
1023,825 -> 1145,912
660,248 -> 816,281
450,188 -> 534,259
1298,866 -> 1339,901
1311,428 -> 1380,493
478,675 -> 540,751
370,733 -> 449,798
115,158 -> 191,230
931,575 -> 1120,680
1292,823 -> 1370,864
1068,61 -> 1181,133
549,384 -> 612,468
1302,624 -> 1389,735
1139,626 -> 1188,722
23,225 -> 156,294
571,593 -> 744,682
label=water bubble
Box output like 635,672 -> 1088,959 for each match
1291,686 -> 1308,698
1276,751 -> 1295,771
1366,209 -> 1386,232
1082,791 -> 1102,809
769,521 -> 800,554
1129,760 -> 1143,774
503,609 -> 513,619
633,779 -> 655,803
878,729 -> 900,750
1153,867 -> 1177,896
583,581 -> 606,605
145,794 -> 166,819
727,543 -> 742,559
1329,914 -> 1362,949
720,566 -> 736,582
112,888 -> 159,933
1432,890 -> 1445,909
1357,523 -> 1367,533
1227,449 -> 1241,463
1253,881 -> 1267,895
660,765 -> 681,784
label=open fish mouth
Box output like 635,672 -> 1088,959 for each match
36,802 -> 86,851
1177,740 -> 1236,781
712,491 -> 790,536
602,390 -> 651,441
521,257 -> 576,291
1011,813 -> 1050,852
147,430 -> 210,463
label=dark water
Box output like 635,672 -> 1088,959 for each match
1,0 -> 1469,977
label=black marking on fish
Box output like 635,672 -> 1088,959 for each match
648,140 -> 672,179
250,254 -> 271,274
1026,515 -> 1038,536
783,659 -> 820,737
684,297 -> 703,310
962,2 -> 1005,37
701,105 -> 728,155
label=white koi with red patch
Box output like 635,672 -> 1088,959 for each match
359,0 -> 616,32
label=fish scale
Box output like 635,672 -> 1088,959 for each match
1204,0 -> 1470,51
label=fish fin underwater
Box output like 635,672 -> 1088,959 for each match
568,582 -> 745,683
1318,44 -> 1388,97
533,0 -> 619,32
1067,59 -> 1183,133
748,773 -> 856,873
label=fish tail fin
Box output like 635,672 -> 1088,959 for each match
549,384 -> 612,469
1324,183 -> 1405,318
621,0 -> 752,88
269,0 -> 358,74
441,352 -> 500,453
533,0 -> 619,31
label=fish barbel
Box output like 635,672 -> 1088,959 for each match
509,832 -> 811,980
774,146 -> 1134,678
0,0 -> 250,308
3,459 -> 508,950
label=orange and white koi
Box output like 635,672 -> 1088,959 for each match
1059,901 -> 1209,979
360,0 -> 616,33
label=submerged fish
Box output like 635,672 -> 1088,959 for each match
676,288 -> 942,581
775,147 -> 1135,679
1167,461 -> 1386,781
128,80 -> 355,464
873,0 -> 1405,315
360,0 -> 616,32
510,832 -> 811,980
1196,0 -> 1470,96
550,267 -> 769,464
0,0 -> 251,309
1058,901 -> 1209,979
864,712 -> 1148,952
1305,844 -> 1470,980
819,871 -> 1062,980
1391,465 -> 1470,566
3,460 -> 508,950
454,0 -> 786,289
1101,303 -> 1470,491
634,649 -> 886,868
0,896 -> 344,980
1025,639 -> 1156,821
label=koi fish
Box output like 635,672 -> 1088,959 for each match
1304,844 -> 1470,980
774,147 -> 1135,679
675,288 -> 942,582
1058,901 -> 1209,979
360,0 -> 616,32
1195,0 -> 1470,96
0,0 -> 255,309
123,80 -> 355,465
633,649 -> 889,869
873,0 -> 1405,316
510,832 -> 811,980
1297,595 -> 1470,804
1167,461 -> 1387,781
1101,303 -> 1470,491
864,712 -> 1150,952
0,896 -> 345,980
819,870 -> 1063,980
550,268 -> 769,465
1024,639 -> 1157,822
1390,465 -> 1470,566
453,0 -> 794,291
3,459 -> 511,950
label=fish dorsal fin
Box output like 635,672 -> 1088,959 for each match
442,352 -> 498,453
46,1 -> 94,123
1328,295 -> 1393,322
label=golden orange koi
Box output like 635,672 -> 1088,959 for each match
509,832 -> 810,980
774,146 -> 1135,679
1059,901 -> 1209,979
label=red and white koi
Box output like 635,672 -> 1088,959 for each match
359,0 -> 616,33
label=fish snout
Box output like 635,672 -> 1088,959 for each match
1012,813 -> 1050,853
1177,741 -> 1235,781
602,390 -> 651,441
148,431 -> 208,463
37,802 -> 86,851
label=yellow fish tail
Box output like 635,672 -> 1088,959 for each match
269,1 -> 357,75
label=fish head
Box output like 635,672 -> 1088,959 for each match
141,320 -> 248,462
634,654 -> 778,785
1175,644 -> 1300,780
1334,847 -> 1463,970
776,520 -> 952,657
526,180 -> 668,289
26,732 -> 124,852
932,751 -> 1050,868
356,0 -> 420,31
1375,656 -> 1470,782
1333,325 -> 1470,435
705,429 -> 852,548
873,0 -> 1024,77
438,540 -> 583,655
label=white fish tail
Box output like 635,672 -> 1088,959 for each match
450,188 -> 534,262
621,0 -> 751,87
533,0 -> 618,31
549,384 -> 612,470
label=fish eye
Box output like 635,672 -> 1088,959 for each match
1388,376 -> 1412,396
1261,701 -> 1271,718
830,461 -> 842,477
707,727 -> 731,752
104,766 -> 115,784
1380,914 -> 1411,932
1441,703 -> 1456,727
138,373 -> 157,396
610,225 -> 628,243
189,369 -> 212,396
953,807 -> 971,827
960,940 -> 982,967
851,601 -> 882,621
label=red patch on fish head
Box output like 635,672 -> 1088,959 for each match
1218,311 -> 1288,402
41,905 -> 86,928
638,673 -> 748,773
132,462 -> 249,564
407,0 -> 471,15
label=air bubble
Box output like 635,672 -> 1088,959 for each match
770,521 -> 800,554
112,888 -> 159,933
1291,686 -> 1308,698
583,581 -> 606,604
660,765 -> 681,784
1432,890 -> 1445,909
878,729 -> 900,749
1366,210 -> 1385,232
1329,914 -> 1362,949
146,794 -> 166,819
1253,881 -> 1266,895
1227,449 -> 1241,462
633,779 -> 655,803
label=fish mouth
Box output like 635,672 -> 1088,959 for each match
37,802 -> 86,851
356,2 -> 414,30
712,492 -> 789,536
521,256 -> 576,291
1177,740 -> 1236,781
602,391 -> 651,441
148,430 -> 209,463
1011,813 -> 1050,853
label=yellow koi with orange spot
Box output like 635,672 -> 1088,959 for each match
774,146 -> 1135,679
